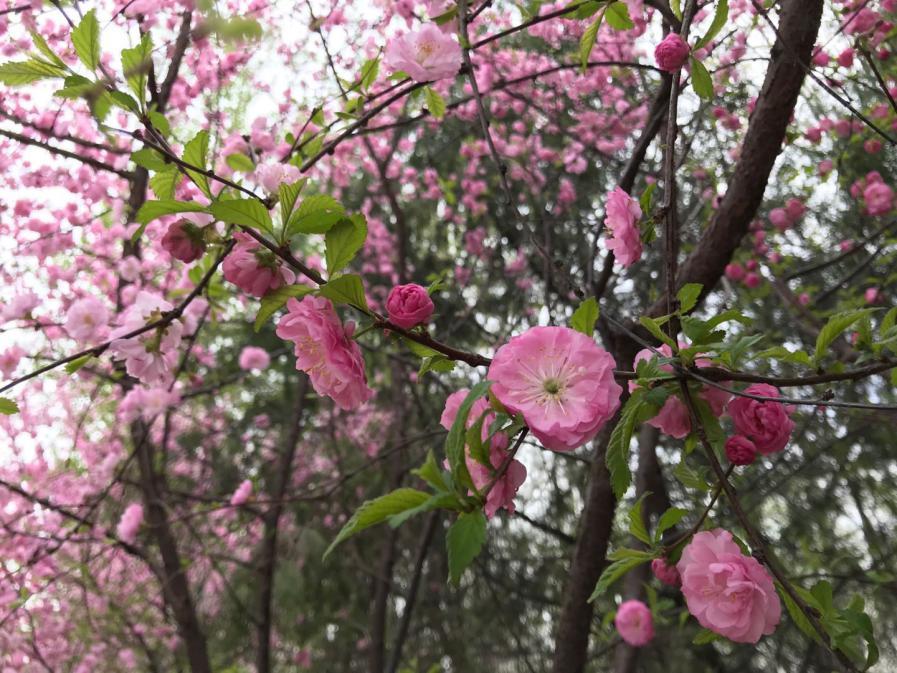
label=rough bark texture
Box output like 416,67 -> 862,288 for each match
552,2 -> 823,670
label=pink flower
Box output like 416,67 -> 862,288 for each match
487,326 -> 622,451
440,390 -> 526,518
230,479 -> 253,506
383,25 -> 462,83
255,163 -> 302,193
0,346 -> 25,379
725,435 -> 757,466
863,182 -> 894,216
768,207 -> 789,230
818,159 -> 834,176
239,346 -> 271,371
654,33 -> 690,72
784,198 -> 805,222
119,387 -> 180,423
724,262 -> 745,281
602,187 -> 643,267
729,384 -> 794,455
837,47 -> 854,68
161,219 -> 206,263
223,232 -> 297,298
677,529 -> 781,643
798,292 -> 811,306
276,296 -> 374,410
64,296 -> 109,342
116,504 -> 144,545
614,600 -> 654,647
864,287 -> 881,304
109,292 -> 183,386
386,283 -> 435,329
652,558 -> 680,587
744,272 -> 761,289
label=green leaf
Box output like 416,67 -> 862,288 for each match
389,492 -> 459,528
627,495 -> 651,545
690,56 -> 714,100
287,194 -> 345,236
814,309 -> 876,364
120,33 -> 152,105
325,215 -> 368,276
254,285 -> 315,332
639,316 -> 677,349
225,153 -> 255,173
693,628 -> 720,645
695,0 -> 729,50
413,450 -> 451,492
569,0 -> 602,19
444,382 -> 491,489
606,547 -> 655,561
677,283 -> 703,314
589,556 -> 650,601
419,354 -> 456,378
29,31 -> 66,69
571,297 -> 599,336
149,167 -> 181,200
0,60 -> 67,85
147,110 -> 171,137
671,0 -> 682,19
318,274 -> 368,311
323,488 -> 432,559
0,397 -> 19,415
359,56 -> 380,91
606,390 -> 659,499
72,10 -> 101,70
673,454 -> 710,492
65,355 -> 94,374
446,511 -> 487,585
605,2 -> 634,29
777,582 -> 822,643
183,130 -> 212,198
132,200 -> 208,241
209,199 -> 274,237
579,14 -> 603,69
130,148 -> 168,171
654,507 -> 688,542
278,179 -> 307,229
423,86 -> 447,119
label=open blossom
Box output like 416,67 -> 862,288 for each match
631,344 -> 730,439
230,479 -> 253,506
488,326 -> 622,451
729,384 -> 794,454
384,24 -> 462,83
602,187 -> 643,267
64,296 -> 109,343
109,292 -> 183,386
161,219 -> 206,263
678,529 -> 781,643
239,346 -> 271,371
223,232 -> 297,298
654,33 -> 690,72
863,181 -> 894,216
276,296 -> 374,410
652,558 -> 680,586
725,435 -> 758,466
865,287 -> 881,304
116,504 -> 144,545
119,387 -> 181,423
386,283 -> 435,329
0,346 -> 25,379
255,163 -> 302,193
440,389 -> 527,518
615,600 -> 654,647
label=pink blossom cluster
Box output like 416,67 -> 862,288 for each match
602,187 -> 643,267
109,291 -> 184,385
116,503 -> 144,545
223,231 -> 297,298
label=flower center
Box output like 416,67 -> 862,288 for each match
543,377 -> 563,396
416,41 -> 435,62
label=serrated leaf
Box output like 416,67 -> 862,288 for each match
149,167 -> 181,200
278,179 -> 307,228
423,86 -> 446,119
654,507 -> 688,542
589,556 -> 650,601
677,283 -> 703,314
606,390 -> 658,499
121,33 -> 152,105
413,450 -> 451,492
133,199 -> 208,232
446,511 -> 487,585
627,494 -> 651,544
287,194 -> 345,236
389,492 -> 458,528
673,455 -> 711,492
226,153 -> 255,173
359,56 -> 380,91
444,383 -> 491,489
183,130 -> 212,198
325,215 -> 367,276
0,60 -> 67,85
254,285 -> 314,331
605,2 -> 634,29
639,316 -> 677,348
690,57 -> 714,100
29,31 -> 66,68
0,397 -> 19,415
571,297 -> 599,336
72,10 -> 101,70
323,488 -> 432,559
695,0 -> 729,50
209,199 -> 273,237
318,274 -> 368,311
65,355 -> 94,374
778,582 -> 822,643
579,14 -> 603,69
814,309 -> 876,364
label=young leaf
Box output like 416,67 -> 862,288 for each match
639,316 -> 677,349
318,274 -> 368,311
254,285 -> 315,332
29,31 -> 66,69
444,382 -> 491,488
579,14 -> 603,69
694,0 -> 729,50
627,494 -> 652,545
413,450 -> 451,492
149,167 -> 181,201
65,354 -> 94,375
278,179 -> 307,227
606,389 -> 659,499
120,33 -> 152,104
814,309 -> 876,364
571,296 -> 599,336
589,556 -> 650,601
690,57 -> 714,100
183,130 -> 212,198
677,283 -> 703,314
226,153 -> 255,173
72,10 -> 101,71
654,507 -> 688,542
323,488 -> 432,559
287,194 -> 346,236
446,511 -> 487,585
209,199 -> 274,237
423,86 -> 446,119
325,215 -> 368,276
0,397 -> 19,415
0,60 -> 67,85
605,2 -> 634,30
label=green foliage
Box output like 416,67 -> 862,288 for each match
677,283 -> 703,314
444,382 -> 491,490
579,13 -> 603,69
814,309 -> 876,364
606,388 -> 660,499
654,507 -> 688,543
325,215 -> 368,276
0,397 -> 19,415
120,34 -> 152,105
226,153 -> 255,173
278,179 -> 307,228
71,10 -> 101,71
318,274 -> 368,311
570,296 -> 599,335
209,199 -> 274,238
446,511 -> 487,585
287,195 -> 346,236
605,2 -> 634,30
64,355 -> 94,374
254,286 -> 314,332
183,130 -> 213,198
424,86 -> 446,119
589,555 -> 651,601
627,494 -> 651,544
0,59 -> 67,85
694,0 -> 729,50
690,57 -> 714,100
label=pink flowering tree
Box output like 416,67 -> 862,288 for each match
1,0 -> 896,671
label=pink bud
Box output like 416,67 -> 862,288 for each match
386,283 -> 435,329
654,33 -> 691,72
